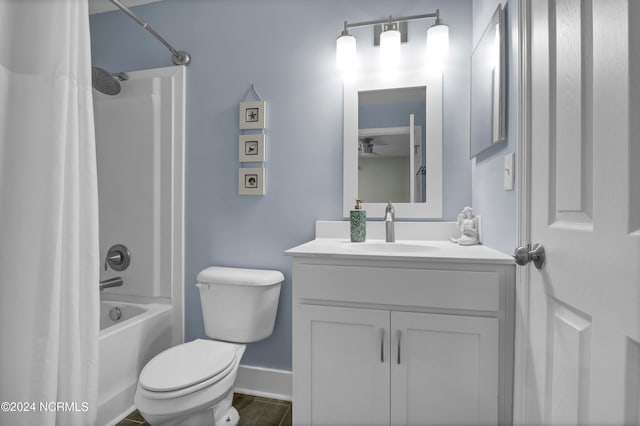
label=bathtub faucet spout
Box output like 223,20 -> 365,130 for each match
100,277 -> 123,291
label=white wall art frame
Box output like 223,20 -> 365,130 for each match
239,100 -> 266,129
239,134 -> 266,162
239,167 -> 265,195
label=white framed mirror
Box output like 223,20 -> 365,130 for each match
343,71 -> 443,218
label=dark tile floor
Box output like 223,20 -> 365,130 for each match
233,394 -> 291,426
116,409 -> 149,426
116,393 -> 291,426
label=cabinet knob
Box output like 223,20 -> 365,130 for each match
397,330 -> 402,365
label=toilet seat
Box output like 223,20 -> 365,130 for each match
139,339 -> 237,399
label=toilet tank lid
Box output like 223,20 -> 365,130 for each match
197,266 -> 284,286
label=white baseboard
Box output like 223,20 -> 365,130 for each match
234,364 -> 292,402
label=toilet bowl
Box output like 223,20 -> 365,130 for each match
135,340 -> 245,425
134,266 -> 283,425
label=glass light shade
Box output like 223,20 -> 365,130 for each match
426,23 -> 449,62
380,28 -> 401,62
336,34 -> 356,71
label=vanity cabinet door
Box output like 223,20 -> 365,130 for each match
390,312 -> 500,426
293,304 -> 390,426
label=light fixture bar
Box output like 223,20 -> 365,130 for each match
344,10 -> 439,30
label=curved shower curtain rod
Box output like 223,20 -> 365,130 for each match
108,0 -> 191,65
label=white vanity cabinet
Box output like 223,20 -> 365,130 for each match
287,241 -> 515,426
295,304 -> 391,426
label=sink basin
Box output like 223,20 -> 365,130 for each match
344,241 -> 436,254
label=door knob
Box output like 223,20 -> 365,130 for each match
513,243 -> 546,269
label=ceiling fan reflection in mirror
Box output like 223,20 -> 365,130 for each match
358,137 -> 387,157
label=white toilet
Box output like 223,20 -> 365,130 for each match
134,266 -> 284,426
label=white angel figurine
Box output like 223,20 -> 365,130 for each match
450,206 -> 481,246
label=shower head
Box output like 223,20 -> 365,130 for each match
91,67 -> 123,95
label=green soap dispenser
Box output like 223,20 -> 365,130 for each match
350,199 -> 366,242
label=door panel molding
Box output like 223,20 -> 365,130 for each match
624,337 -> 640,424
546,299 -> 592,425
549,0 -> 594,225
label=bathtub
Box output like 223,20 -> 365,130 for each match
96,300 -> 173,426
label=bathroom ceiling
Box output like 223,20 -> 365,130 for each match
89,0 -> 163,15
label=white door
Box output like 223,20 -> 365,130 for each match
409,113 -> 415,202
413,126 -> 424,203
520,0 -> 640,424
390,312 -> 499,426
293,304 -> 390,425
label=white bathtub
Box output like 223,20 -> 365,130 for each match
97,300 -> 172,426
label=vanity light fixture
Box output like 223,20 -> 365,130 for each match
336,9 -> 449,73
426,16 -> 450,64
379,19 -> 401,62
336,22 -> 356,71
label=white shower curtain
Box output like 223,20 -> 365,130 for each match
0,1 -> 100,425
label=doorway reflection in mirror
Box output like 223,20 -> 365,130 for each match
357,86 -> 426,204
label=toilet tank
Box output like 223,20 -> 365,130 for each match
196,266 -> 283,343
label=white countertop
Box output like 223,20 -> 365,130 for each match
285,238 -> 515,265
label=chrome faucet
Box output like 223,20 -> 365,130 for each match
385,201 -> 395,243
100,276 -> 123,291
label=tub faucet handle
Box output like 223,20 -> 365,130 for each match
104,244 -> 131,271
104,254 -> 121,271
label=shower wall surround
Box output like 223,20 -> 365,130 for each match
89,0 -> 493,372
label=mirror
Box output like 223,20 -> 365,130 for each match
343,71 -> 443,218
470,4 -> 505,158
358,87 -> 425,203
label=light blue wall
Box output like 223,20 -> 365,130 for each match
90,0 -> 473,371
470,0 -> 518,254
359,101 -> 426,129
